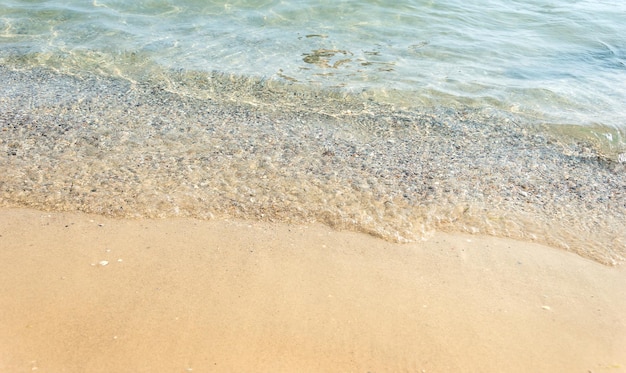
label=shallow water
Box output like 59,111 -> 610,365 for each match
2,1 -> 626,135
1,1 -> 625,264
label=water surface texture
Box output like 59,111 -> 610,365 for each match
1,0 -> 625,264
2,0 -> 626,137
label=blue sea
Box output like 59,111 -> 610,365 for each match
1,0 -> 625,263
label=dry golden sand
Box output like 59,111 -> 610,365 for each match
0,208 -> 625,372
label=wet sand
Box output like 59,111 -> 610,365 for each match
1,208 -> 624,372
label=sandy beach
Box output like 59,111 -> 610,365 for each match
2,3 -> 626,372
0,207 -> 624,372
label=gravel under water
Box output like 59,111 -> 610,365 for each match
1,66 -> 624,265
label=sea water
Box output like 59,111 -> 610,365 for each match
1,0 -> 625,264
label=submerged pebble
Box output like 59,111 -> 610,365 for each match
0,66 -> 624,265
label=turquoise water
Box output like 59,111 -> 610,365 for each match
1,0 -> 625,264
2,0 -> 625,138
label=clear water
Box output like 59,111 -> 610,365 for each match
2,0 -> 625,134
1,0 -> 625,264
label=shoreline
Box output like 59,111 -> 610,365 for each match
1,207 -> 625,372
1,65 -> 625,265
